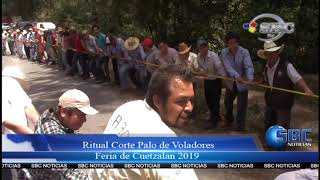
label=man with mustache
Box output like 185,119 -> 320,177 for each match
90,64 -> 198,180
20,89 -> 98,180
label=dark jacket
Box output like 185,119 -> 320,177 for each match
264,58 -> 295,109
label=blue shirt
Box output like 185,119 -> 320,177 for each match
121,44 -> 145,61
220,46 -> 254,91
111,38 -> 124,55
95,32 -> 106,49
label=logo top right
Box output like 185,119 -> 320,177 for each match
243,13 -> 295,42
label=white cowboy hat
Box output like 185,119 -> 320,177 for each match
2,66 -> 31,90
124,37 -> 140,51
257,41 -> 284,59
22,30 -> 27,35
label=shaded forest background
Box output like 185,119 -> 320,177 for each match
2,0 -> 319,74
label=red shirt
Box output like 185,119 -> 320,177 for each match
35,31 -> 41,42
75,33 -> 85,52
63,34 -> 71,50
36,32 -> 44,46
51,32 -> 57,46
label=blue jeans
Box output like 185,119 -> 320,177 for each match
88,55 -> 96,76
134,64 -> 148,90
61,50 -> 71,71
30,43 -> 37,61
77,53 -> 89,77
110,58 -> 120,84
119,63 -> 134,89
119,63 -> 147,89
224,82 -> 248,130
95,55 -> 107,80
71,52 -> 85,75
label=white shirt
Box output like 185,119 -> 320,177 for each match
2,77 -> 32,134
17,34 -> 24,45
197,51 -> 226,79
266,59 -> 302,86
105,36 -> 110,44
275,169 -> 318,180
103,100 -> 176,136
176,52 -> 199,70
2,33 -> 7,40
89,100 -> 198,180
156,47 -> 178,65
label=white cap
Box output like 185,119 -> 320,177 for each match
58,89 -> 98,115
2,66 -> 31,90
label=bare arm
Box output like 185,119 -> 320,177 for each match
296,78 -> 314,95
25,105 -> 40,125
2,120 -> 34,134
287,63 -> 314,95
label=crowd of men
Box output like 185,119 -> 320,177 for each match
2,23 -> 315,133
2,64 -> 317,180
2,23 -> 318,179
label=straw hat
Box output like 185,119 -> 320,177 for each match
124,37 -> 140,51
2,66 -> 31,90
178,42 -> 191,54
257,41 -> 284,59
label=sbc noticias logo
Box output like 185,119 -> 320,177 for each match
265,125 -> 312,149
243,13 -> 295,42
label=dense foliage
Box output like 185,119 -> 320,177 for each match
2,0 -> 319,73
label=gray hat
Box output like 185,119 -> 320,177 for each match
197,39 -> 208,47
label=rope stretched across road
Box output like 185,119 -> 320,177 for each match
128,58 -> 319,99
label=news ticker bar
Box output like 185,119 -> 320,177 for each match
2,163 -> 319,169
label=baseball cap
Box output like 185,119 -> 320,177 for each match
197,38 -> 208,47
58,89 -> 98,115
143,38 -> 153,47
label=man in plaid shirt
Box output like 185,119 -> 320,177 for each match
19,89 -> 99,180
